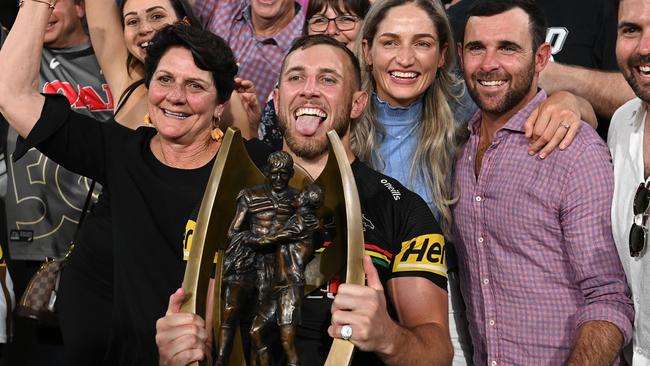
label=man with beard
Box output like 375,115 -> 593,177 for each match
608,0 -> 650,364
452,0 -> 633,365
156,35 -> 453,366
447,0 -> 635,141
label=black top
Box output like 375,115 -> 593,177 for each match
64,188 -> 114,297
16,94 -> 271,365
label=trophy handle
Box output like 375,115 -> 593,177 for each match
315,131 -> 365,366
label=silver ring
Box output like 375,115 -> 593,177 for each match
560,121 -> 570,129
340,325 -> 353,340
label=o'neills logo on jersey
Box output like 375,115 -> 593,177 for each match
42,81 -> 113,112
380,179 -> 401,201
393,234 -> 447,278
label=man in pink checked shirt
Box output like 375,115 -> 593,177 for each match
452,0 -> 634,365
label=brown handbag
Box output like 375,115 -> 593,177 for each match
15,181 -> 95,325
15,256 -> 65,325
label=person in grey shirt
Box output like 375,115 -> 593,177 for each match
0,1 -> 112,364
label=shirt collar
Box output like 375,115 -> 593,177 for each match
468,89 -> 547,136
238,1 -> 303,49
373,93 -> 423,126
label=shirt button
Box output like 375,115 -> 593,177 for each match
475,195 -> 482,202
491,361 -> 497,366
478,237 -> 484,243
483,278 -> 489,284
489,320 -> 495,326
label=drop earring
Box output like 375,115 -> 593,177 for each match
211,115 -> 223,142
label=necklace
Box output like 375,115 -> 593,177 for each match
158,135 -> 170,166
156,135 -> 220,168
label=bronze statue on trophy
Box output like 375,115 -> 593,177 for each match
248,183 -> 323,366
216,151 -> 323,366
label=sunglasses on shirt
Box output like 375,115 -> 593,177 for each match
630,181 -> 650,257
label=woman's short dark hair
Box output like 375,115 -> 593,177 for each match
144,24 -> 238,103
304,0 -> 371,34
466,0 -> 547,51
120,0 -> 200,74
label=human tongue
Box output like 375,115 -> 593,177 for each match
295,115 -> 321,136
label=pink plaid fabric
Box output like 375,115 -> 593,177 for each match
194,0 -> 306,105
452,90 -> 633,365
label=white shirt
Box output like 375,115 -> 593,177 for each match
609,97 -> 650,365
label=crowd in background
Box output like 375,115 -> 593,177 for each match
0,0 -> 646,365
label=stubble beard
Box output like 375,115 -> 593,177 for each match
277,102 -> 351,160
624,54 -> 650,104
466,59 -> 535,116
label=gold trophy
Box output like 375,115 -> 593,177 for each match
181,128 -> 364,366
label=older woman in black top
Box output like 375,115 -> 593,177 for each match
0,3 -> 267,364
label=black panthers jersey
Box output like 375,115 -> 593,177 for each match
298,159 -> 447,365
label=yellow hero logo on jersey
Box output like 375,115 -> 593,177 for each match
393,234 -> 447,278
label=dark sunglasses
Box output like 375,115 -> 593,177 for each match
630,181 -> 650,257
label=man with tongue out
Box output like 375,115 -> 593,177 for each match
452,0 -> 633,365
156,34 -> 453,366
271,34 -> 453,365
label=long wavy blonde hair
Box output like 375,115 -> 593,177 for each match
351,0 -> 462,236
